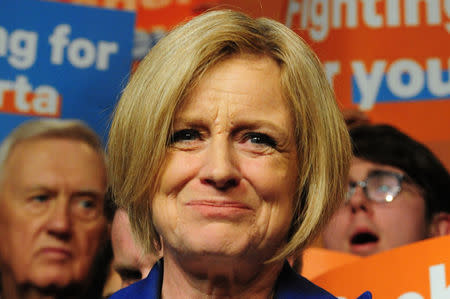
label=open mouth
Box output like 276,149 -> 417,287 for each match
351,232 -> 379,245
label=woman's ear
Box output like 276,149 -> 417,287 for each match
429,212 -> 450,237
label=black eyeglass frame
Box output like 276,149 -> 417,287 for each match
346,170 -> 406,203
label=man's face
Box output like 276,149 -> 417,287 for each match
0,138 -> 107,289
111,209 -> 158,288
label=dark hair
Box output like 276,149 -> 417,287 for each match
349,124 -> 450,220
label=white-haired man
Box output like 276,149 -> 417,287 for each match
0,119 -> 108,299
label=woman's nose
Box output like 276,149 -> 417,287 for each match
348,186 -> 372,214
200,137 -> 241,191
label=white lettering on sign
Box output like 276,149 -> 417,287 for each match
0,26 -> 38,69
286,0 -> 450,41
430,264 -> 450,299
387,59 -> 424,99
324,61 -> 341,89
49,24 -> 118,70
397,293 -> 424,299
0,75 -> 60,116
351,60 -> 386,110
350,57 -> 450,110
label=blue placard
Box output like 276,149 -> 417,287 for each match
0,0 -> 135,144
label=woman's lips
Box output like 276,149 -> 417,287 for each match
186,200 -> 252,219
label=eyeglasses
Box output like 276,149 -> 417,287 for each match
346,170 -> 405,203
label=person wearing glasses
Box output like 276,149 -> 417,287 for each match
0,119 -> 109,299
322,124 -> 450,256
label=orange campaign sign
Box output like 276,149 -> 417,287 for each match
308,235 -> 450,299
135,0 -> 220,31
282,0 -> 450,169
301,247 -> 362,280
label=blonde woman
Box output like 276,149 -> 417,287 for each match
108,10 -> 371,299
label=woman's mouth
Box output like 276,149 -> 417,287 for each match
186,200 -> 252,219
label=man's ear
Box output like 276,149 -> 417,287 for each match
429,212 -> 450,237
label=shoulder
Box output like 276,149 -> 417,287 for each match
108,279 -> 152,298
275,261 -> 338,299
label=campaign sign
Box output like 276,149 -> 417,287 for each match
301,247 -> 362,280
0,0 -> 135,143
311,235 -> 450,299
283,0 -> 450,145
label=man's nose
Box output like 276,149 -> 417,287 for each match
47,197 -> 72,239
199,137 -> 242,191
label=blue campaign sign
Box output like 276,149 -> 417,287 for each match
0,0 -> 135,143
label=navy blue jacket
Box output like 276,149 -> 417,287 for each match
109,260 -> 371,299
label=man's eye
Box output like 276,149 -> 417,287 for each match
26,194 -> 51,213
119,269 -> 142,281
116,268 -> 142,287
72,197 -> 101,220
78,199 -> 96,209
244,133 -> 277,148
32,195 -> 49,203
170,129 -> 201,144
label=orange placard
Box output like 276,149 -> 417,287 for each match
301,247 -> 362,280
311,235 -> 450,299
282,0 -> 450,170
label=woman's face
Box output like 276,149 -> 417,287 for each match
152,55 -> 299,263
322,157 -> 427,256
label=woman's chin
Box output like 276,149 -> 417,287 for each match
171,228 -> 257,260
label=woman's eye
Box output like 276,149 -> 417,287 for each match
244,133 -> 277,148
170,129 -> 201,144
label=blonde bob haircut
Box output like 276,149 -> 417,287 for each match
108,9 -> 351,262
0,118 -> 105,183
